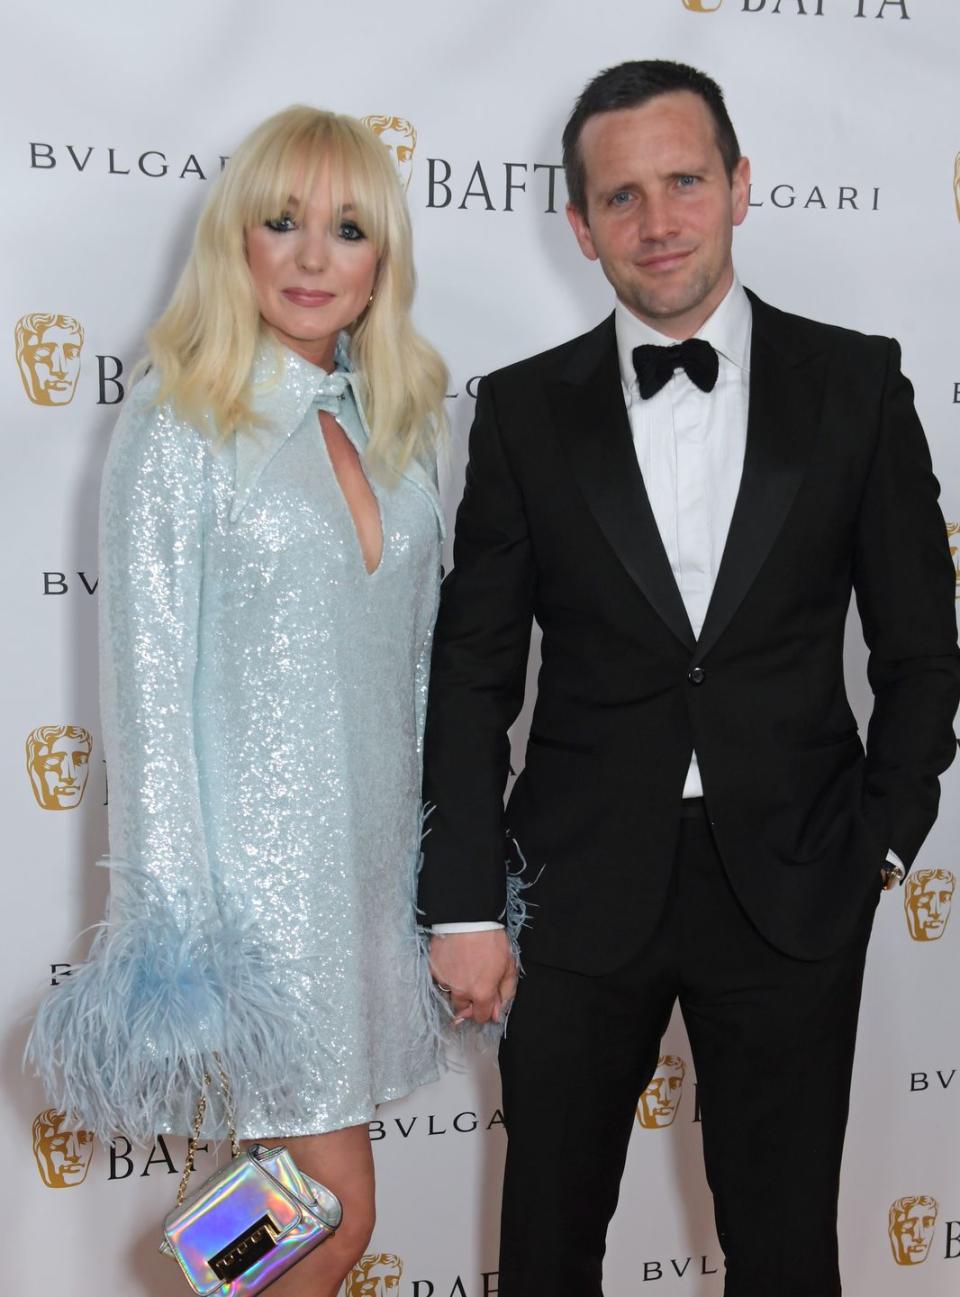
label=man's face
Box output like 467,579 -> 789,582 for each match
906,874 -> 954,941
378,126 -> 415,190
567,91 -> 750,340
638,1061 -> 685,1128
890,1200 -> 937,1265
29,731 -> 91,810
350,1261 -> 401,1296
34,1116 -> 95,1188
20,322 -> 83,404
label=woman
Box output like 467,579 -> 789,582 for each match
28,106 -> 449,1296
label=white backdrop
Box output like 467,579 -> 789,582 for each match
4,1 -> 959,1293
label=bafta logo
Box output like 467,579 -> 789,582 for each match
15,312 -> 84,405
904,868 -> 955,942
947,523 -> 959,598
362,116 -> 417,191
347,1252 -> 403,1295
954,153 -> 960,221
683,0 -> 723,10
32,1110 -> 94,1188
889,1195 -> 938,1265
26,724 -> 92,810
637,1055 -> 686,1128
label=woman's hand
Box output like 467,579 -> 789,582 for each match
428,930 -> 518,1025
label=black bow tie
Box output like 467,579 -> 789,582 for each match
632,338 -> 719,400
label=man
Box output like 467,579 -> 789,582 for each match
419,60 -> 960,1295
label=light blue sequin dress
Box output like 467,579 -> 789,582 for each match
28,339 -> 444,1141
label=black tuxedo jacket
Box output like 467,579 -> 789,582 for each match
419,292 -> 960,974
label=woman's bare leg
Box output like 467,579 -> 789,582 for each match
245,1123 -> 375,1297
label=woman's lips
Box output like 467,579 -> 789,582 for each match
282,289 -> 335,306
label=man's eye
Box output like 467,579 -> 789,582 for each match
265,214 -> 296,232
339,220 -> 365,241
677,175 -> 698,188
610,191 -> 632,206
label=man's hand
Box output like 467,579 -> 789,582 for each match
429,930 -> 518,1025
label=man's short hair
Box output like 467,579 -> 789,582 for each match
562,59 -> 742,215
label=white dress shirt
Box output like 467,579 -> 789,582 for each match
617,277 -> 751,798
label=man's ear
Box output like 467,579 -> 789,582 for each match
731,156 -> 751,229
566,201 -> 599,262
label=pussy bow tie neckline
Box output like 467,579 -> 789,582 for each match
311,371 -> 350,415
632,338 -> 719,400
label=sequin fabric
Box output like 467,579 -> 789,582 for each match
98,339 -> 444,1137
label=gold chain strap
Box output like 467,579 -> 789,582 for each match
176,1058 -> 241,1206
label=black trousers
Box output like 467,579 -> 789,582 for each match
498,804 -> 877,1297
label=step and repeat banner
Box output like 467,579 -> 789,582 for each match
3,1 -> 958,1293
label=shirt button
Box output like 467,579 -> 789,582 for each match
688,666 -> 706,685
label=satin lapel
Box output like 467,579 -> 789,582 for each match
548,318 -> 695,650
694,299 -> 826,661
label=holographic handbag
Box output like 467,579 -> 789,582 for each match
159,1067 -> 342,1295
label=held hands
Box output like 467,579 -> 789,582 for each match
429,930 -> 518,1026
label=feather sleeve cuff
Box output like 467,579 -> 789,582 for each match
25,860 -> 315,1146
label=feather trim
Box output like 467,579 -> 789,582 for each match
25,860 -> 315,1146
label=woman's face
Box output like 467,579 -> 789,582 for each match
246,168 -> 379,370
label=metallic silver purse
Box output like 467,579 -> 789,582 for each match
159,1068 -> 342,1295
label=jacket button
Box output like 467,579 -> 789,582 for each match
688,666 -> 706,685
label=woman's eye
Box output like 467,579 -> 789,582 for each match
339,220 -> 365,241
265,214 -> 296,232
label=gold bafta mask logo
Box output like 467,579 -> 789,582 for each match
904,868 -> 955,942
683,0 -> 723,10
26,724 -> 92,810
889,1195 -> 938,1265
362,116 -> 417,191
15,312 -> 84,405
637,1055 -> 686,1128
954,153 -> 960,221
32,1109 -> 95,1188
948,523 -> 960,598
347,1252 -> 403,1296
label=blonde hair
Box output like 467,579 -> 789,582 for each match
146,106 -> 446,474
